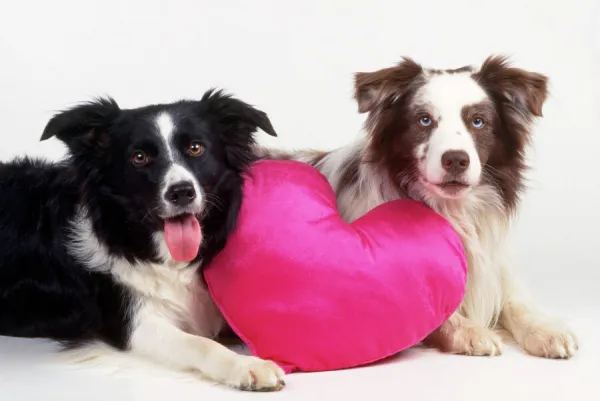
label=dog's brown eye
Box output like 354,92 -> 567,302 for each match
132,151 -> 148,165
188,141 -> 204,156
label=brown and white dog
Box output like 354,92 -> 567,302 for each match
260,55 -> 578,358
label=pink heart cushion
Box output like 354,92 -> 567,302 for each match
204,160 -> 467,373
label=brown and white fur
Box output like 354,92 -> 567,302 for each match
260,55 -> 578,358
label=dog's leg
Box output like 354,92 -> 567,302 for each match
424,312 -> 503,356
130,313 -> 286,391
499,271 -> 578,358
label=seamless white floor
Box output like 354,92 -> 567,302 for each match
1,288 -> 596,401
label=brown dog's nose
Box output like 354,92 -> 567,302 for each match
441,150 -> 470,173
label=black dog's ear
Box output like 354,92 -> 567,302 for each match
199,89 -> 277,138
40,97 -> 120,149
198,89 -> 277,171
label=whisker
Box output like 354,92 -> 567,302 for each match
482,165 -> 517,188
204,199 -> 222,211
141,206 -> 161,224
205,193 -> 225,210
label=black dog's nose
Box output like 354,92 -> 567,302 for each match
441,150 -> 470,173
165,182 -> 196,206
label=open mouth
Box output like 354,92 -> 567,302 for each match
163,213 -> 202,262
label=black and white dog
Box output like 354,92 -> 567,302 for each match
0,90 -> 286,391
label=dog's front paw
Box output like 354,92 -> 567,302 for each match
519,323 -> 578,359
223,356 -> 286,392
451,325 -> 503,356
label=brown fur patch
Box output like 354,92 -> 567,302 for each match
354,58 -> 424,114
461,100 -> 498,165
365,91 -> 427,187
474,55 -> 548,118
357,55 -> 548,214
354,59 -> 429,187
428,65 -> 475,75
472,56 -> 549,212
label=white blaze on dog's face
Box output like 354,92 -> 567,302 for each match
151,111 -> 206,263
154,111 -> 204,218
353,56 -> 547,204
413,72 -> 490,198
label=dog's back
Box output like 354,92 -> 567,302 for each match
0,158 -> 132,346
0,158 -> 91,338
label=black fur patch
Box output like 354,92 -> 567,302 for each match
0,89 -> 276,349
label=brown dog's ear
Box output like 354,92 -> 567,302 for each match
354,57 -> 424,114
474,55 -> 549,119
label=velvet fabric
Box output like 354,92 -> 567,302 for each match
204,160 -> 467,373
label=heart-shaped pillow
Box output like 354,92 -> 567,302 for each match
204,160 -> 467,373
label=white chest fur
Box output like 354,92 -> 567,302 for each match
66,211 -> 225,339
326,157 -> 509,328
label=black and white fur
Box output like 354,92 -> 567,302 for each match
0,90 -> 286,391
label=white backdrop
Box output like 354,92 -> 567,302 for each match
0,0 -> 598,311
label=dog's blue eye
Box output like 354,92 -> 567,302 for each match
419,116 -> 432,127
472,118 -> 484,128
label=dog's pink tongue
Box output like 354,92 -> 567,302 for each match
164,215 -> 202,262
